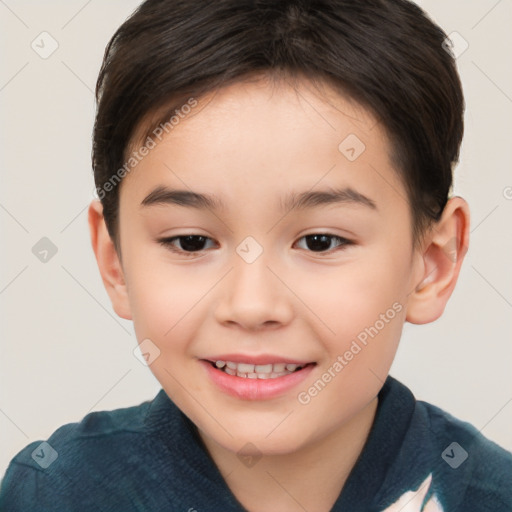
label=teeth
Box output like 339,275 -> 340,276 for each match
255,364 -> 272,373
212,360 -> 308,379
237,363 -> 255,373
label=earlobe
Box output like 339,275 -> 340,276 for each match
87,200 -> 132,320
406,196 -> 470,325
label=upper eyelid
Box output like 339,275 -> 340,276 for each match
158,233 -> 353,251
160,233 -> 351,242
294,234 -> 353,250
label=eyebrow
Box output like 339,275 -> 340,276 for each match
140,185 -> 377,212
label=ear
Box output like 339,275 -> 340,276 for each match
406,196 -> 470,324
88,199 -> 132,320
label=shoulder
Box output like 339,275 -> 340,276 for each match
416,398 -> 512,510
16,395 -> 153,463
0,395 -> 157,511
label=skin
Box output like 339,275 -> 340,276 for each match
88,75 -> 470,512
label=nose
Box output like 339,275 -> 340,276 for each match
214,249 -> 294,331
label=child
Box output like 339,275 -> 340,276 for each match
1,0 -> 511,510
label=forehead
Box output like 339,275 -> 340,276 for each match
120,77 -> 408,219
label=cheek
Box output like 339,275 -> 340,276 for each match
298,250 -> 409,344
293,248 -> 410,409
125,253 -> 205,351
295,257 -> 407,421
126,261 -> 208,401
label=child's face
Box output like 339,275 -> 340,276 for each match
116,77 -> 425,454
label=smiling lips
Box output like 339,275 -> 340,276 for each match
212,360 -> 308,379
202,358 -> 316,400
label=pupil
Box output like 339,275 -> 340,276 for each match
179,235 -> 334,253
306,234 -> 331,252
181,235 -> 206,252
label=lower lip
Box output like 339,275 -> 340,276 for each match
200,360 -> 316,401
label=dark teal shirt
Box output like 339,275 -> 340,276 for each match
1,376 -> 511,511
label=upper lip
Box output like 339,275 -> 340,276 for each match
202,354 -> 315,365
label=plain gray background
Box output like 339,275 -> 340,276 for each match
1,0 -> 511,477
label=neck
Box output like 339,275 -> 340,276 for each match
198,397 -> 379,512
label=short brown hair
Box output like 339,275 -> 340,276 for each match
92,0 -> 464,253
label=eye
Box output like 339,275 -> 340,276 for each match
157,235 -> 216,256
157,233 -> 354,256
294,233 -> 353,254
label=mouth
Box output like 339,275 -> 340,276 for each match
200,357 -> 317,400
204,359 -> 316,379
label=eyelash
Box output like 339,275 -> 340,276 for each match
157,233 -> 354,257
